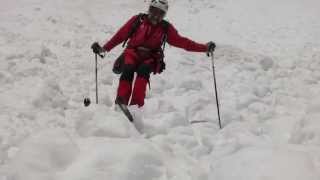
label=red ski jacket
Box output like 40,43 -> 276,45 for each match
103,15 -> 207,53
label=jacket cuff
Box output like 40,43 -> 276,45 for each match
102,43 -> 112,52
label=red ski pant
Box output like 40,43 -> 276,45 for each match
116,48 -> 154,107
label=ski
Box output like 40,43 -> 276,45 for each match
117,103 -> 134,122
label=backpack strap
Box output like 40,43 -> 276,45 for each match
122,13 -> 146,48
122,14 -> 170,51
160,20 -> 170,52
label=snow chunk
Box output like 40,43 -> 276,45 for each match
290,100 -> 320,145
59,138 -> 166,180
7,129 -> 79,180
73,106 -> 140,138
259,57 -> 274,71
209,147 -> 319,180
32,78 -> 69,109
32,46 -> 57,64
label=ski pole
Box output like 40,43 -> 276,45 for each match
210,51 -> 222,129
84,43 -> 105,107
95,53 -> 98,104
83,54 -> 98,107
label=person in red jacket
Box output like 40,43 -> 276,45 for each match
92,0 -> 215,108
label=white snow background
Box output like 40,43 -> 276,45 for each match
1,0 -> 320,180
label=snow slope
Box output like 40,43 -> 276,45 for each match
1,0 -> 320,180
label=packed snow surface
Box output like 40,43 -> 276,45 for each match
1,0 -> 320,180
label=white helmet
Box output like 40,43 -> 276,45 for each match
150,0 -> 169,13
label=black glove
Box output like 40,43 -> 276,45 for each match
153,60 -> 166,74
206,41 -> 216,56
159,60 -> 166,73
91,42 -> 104,54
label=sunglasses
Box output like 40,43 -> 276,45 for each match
149,6 -> 166,18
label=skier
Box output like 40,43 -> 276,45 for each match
92,0 -> 216,109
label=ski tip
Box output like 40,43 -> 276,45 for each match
117,103 -> 134,123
